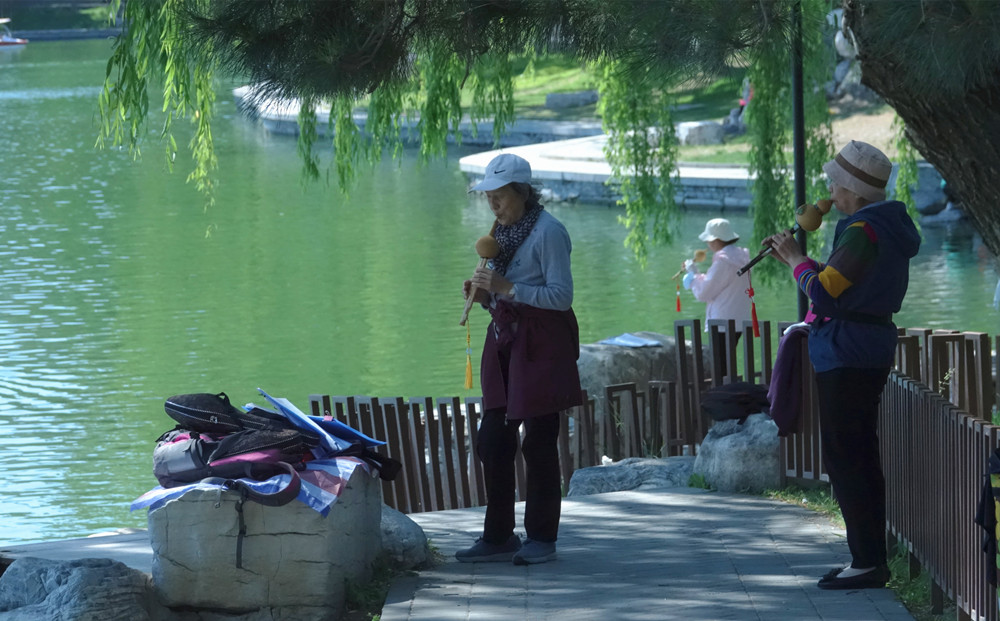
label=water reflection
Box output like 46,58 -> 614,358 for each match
0,85 -> 103,101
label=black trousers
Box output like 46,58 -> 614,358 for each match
477,408 -> 562,544
815,366 -> 891,568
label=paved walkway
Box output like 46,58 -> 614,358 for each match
457,134 -> 753,208
458,134 -> 751,189
382,487 -> 913,621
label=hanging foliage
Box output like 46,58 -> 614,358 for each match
746,0 -> 833,283
98,0 -> 218,209
97,0 -> 838,271
801,0 -> 835,206
465,53 -> 516,147
746,33 -> 793,284
890,114 -> 922,228
597,59 -> 679,268
296,96 -> 321,183
413,43 -> 466,160
364,82 -> 406,164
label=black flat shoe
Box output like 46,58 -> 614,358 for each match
817,565 -> 891,590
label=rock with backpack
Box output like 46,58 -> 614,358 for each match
138,389 -> 403,577
134,389 -> 406,617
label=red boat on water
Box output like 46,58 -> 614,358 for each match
0,18 -> 28,48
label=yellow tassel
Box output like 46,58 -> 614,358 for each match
464,323 -> 474,389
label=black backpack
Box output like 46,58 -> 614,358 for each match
700,382 -> 770,423
154,393 -> 322,507
164,392 -> 320,440
156,392 -> 400,488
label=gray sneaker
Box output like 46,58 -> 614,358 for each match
512,539 -> 557,565
455,535 -> 521,563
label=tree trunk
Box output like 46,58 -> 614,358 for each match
848,3 -> 1000,259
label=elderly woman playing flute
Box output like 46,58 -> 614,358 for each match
458,153 -> 582,566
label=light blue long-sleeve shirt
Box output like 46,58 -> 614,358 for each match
489,210 -> 573,311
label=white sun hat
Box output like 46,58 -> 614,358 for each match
470,153 -> 532,192
698,218 -> 739,242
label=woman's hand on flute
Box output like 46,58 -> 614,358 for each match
471,266 -> 514,297
764,230 -> 808,268
463,279 -> 490,305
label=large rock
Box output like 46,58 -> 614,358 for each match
381,505 -> 429,569
692,413 -> 780,494
676,121 -> 724,146
578,331 -> 707,426
149,467 -> 381,618
911,162 -> 946,215
545,90 -> 599,109
0,486 -> 422,621
721,107 -> 746,136
567,456 -> 695,497
0,557 -> 163,621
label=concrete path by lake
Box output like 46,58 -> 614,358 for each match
381,486 -> 914,621
458,134 -> 754,210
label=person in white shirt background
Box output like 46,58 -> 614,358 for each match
681,218 -> 753,373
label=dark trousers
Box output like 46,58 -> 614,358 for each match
477,408 -> 562,544
815,366 -> 891,568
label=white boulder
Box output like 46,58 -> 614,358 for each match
567,456 -> 695,497
692,413 -> 780,493
148,467 -> 381,617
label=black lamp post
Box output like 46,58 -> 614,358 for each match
791,0 -> 808,321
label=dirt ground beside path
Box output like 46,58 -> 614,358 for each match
830,102 -> 898,158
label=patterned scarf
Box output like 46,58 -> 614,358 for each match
490,202 -> 543,276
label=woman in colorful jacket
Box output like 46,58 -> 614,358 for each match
766,140 -> 921,590
458,153 -> 582,566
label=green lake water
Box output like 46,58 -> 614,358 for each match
2,39 -> 998,545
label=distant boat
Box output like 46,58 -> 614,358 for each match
0,18 -> 28,48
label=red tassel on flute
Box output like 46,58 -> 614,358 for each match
746,272 -> 760,337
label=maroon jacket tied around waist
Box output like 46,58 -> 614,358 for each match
480,300 -> 583,419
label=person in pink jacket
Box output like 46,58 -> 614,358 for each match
682,218 -> 752,373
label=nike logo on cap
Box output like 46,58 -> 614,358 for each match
493,168 -> 506,173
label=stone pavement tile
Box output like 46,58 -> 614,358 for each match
764,610 -> 826,621
381,488 -> 915,621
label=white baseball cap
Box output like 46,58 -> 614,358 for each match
470,153 -> 532,192
698,218 -> 739,242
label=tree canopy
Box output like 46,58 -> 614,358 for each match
846,0 -> 1000,261
101,0 -> 1000,278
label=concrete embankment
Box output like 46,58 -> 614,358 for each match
12,28 -> 120,41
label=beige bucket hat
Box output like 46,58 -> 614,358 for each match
822,140 -> 892,202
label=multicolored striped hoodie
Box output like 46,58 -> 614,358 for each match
792,200 -> 921,372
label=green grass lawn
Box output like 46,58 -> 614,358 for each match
508,55 -> 749,125
505,55 -> 753,163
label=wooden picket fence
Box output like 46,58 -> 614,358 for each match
307,393 -> 601,514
